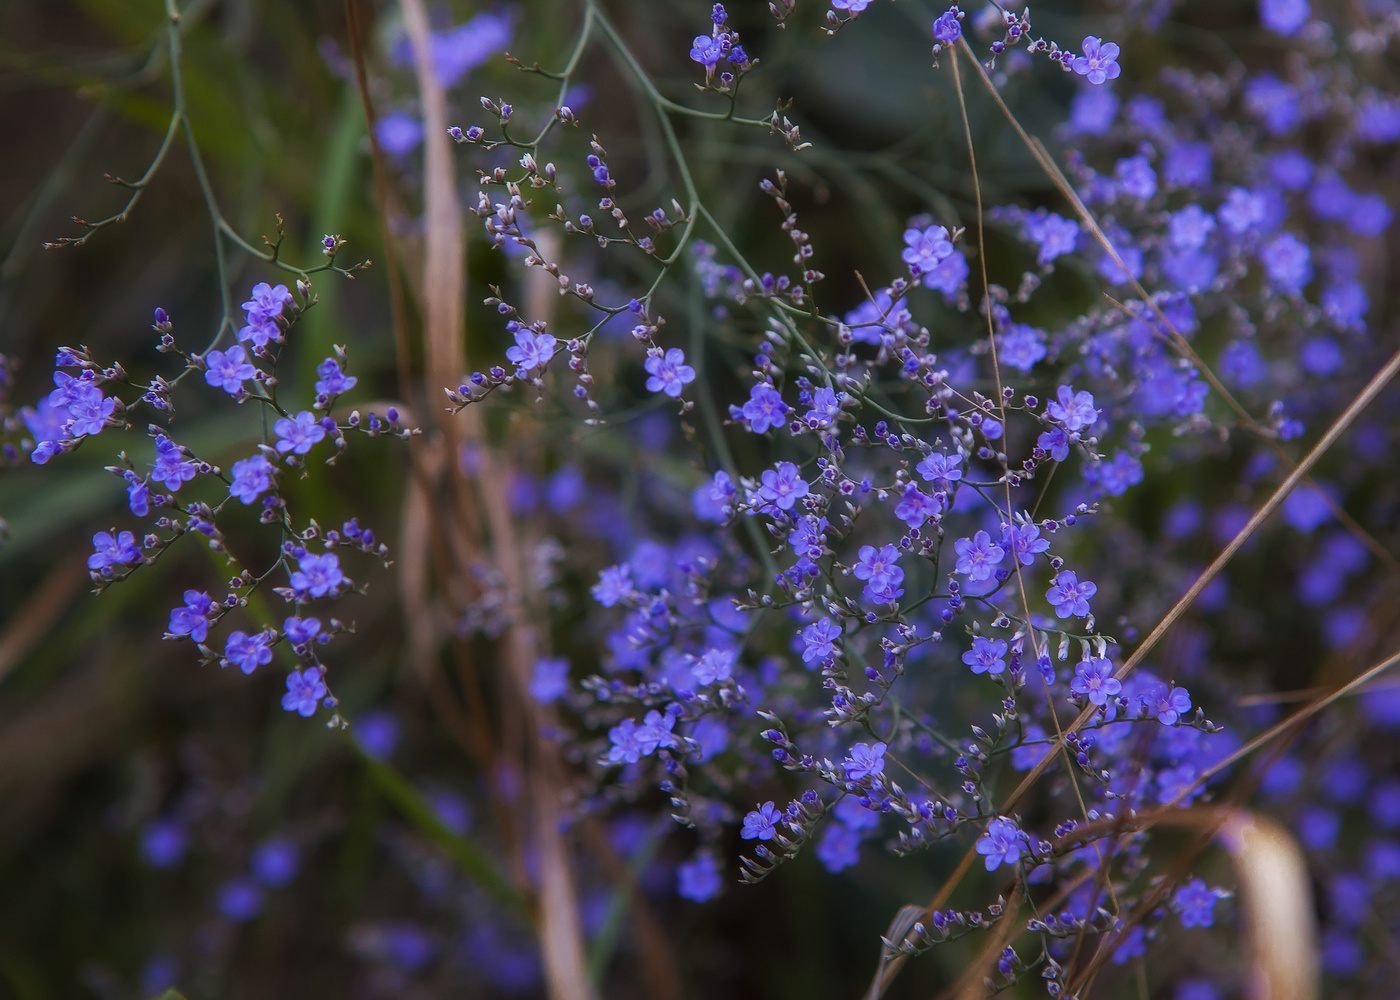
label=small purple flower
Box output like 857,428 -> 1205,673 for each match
281,666 -> 328,717
1046,385 -> 1098,432
789,515 -> 828,558
1070,36 -> 1122,86
529,657 -> 570,704
606,718 -> 646,764
314,357 -> 357,397
1070,657 -> 1121,706
1047,571 -> 1097,618
140,819 -> 186,869
740,801 -> 784,841
592,564 -> 634,607
1037,427 -> 1070,462
895,483 -> 943,528
843,741 -> 887,782
741,383 -> 789,434
1260,232 -> 1312,294
1025,211 -> 1080,264
636,709 -> 677,755
975,817 -> 1027,871
274,411 -> 327,456
224,630 -> 274,675
1001,521 -> 1050,566
1259,0 -> 1309,35
901,224 -> 954,275
505,327 -> 557,373
1168,204 -> 1217,251
916,451 -> 963,486
229,454 -> 275,505
932,7 -> 962,43
1173,878 -> 1228,928
251,838 -> 300,887
376,112 -> 424,156
167,590 -> 216,642
692,648 -> 735,685
756,461 -> 810,512
289,551 -> 345,600
804,387 -> 843,429
854,544 -> 903,592
204,345 -> 257,395
689,34 -> 726,68
242,282 -> 294,321
283,616 -> 322,647
962,636 -> 1009,675
218,879 -> 264,922
954,530 -> 1006,581
801,617 -> 843,663
1115,154 -> 1157,201
643,347 -> 696,397
816,823 -> 862,873
677,852 -> 722,902
1149,682 -> 1193,725
150,435 -> 197,491
88,529 -> 141,571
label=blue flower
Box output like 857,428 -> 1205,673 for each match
273,411 -> 327,456
1070,657 -> 1121,706
217,879 -> 264,922
229,454 -> 275,505
932,7 -> 962,43
1047,571 -> 1096,618
251,837 -> 300,887
1001,520 -> 1050,566
150,435 -> 197,491
529,657 -> 570,704
741,383 -> 789,434
1260,232 -> 1313,294
1259,0 -> 1309,35
1045,385 -> 1098,432
843,741 -> 887,782
313,357 -> 357,397
740,801 -> 783,841
224,630 -> 273,675
689,34 -> 726,68
88,529 -> 140,572
643,347 -> 696,397
168,590 -> 216,642
1070,36 -> 1122,86
916,451 -> 962,486
289,552 -> 345,601
962,636 -> 1009,675
901,224 -> 954,275
801,617 -> 843,664
505,326 -> 557,373
677,852 -> 722,902
375,113 -> 424,156
954,530 -> 1006,581
204,345 -> 257,395
975,817 -> 1027,871
815,822 -> 862,872
592,564 -> 634,607
755,461 -> 810,512
281,667 -> 327,717
1173,877 -> 1228,928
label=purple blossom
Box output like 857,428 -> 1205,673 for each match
529,657 -> 570,704
689,34 -> 726,68
1037,427 -> 1070,462
505,327 -> 557,373
1045,385 -> 1098,432
916,451 -> 963,486
1086,450 -> 1145,496
901,224 -> 954,275
375,113 -> 423,156
932,8 -> 962,43
1024,211 -> 1080,264
274,411 -> 327,456
740,801 -> 783,841
314,357 -> 357,397
962,636 -> 1009,675
815,822 -> 862,873
954,530 -> 1006,581
1001,521 -> 1050,566
801,617 -> 843,663
88,529 -> 140,572
692,648 -> 735,685
843,741 -> 887,782
741,383 -> 789,434
643,348 -> 696,397
1071,657 -> 1121,706
1070,36 -> 1122,86
283,616 -> 322,647
1173,878 -> 1228,927
1115,154 -> 1158,201
224,630 -> 274,675
204,345 -> 257,395
853,544 -> 904,596
281,667 -> 328,717
229,454 -> 276,504
789,515 -> 828,558
251,838 -> 300,887
676,852 -> 722,902
1047,571 -> 1097,618
803,387 -> 843,429
1245,73 -> 1301,135
1259,0 -> 1309,35
1260,232 -> 1313,294
998,324 -> 1046,372
1146,682 -> 1193,724
167,590 -> 216,642
1168,205 -> 1217,251
289,551 -> 345,600
150,435 -> 197,491
592,564 -> 634,607
755,461 -> 809,512
975,817 -> 1027,871
894,483 -> 942,528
